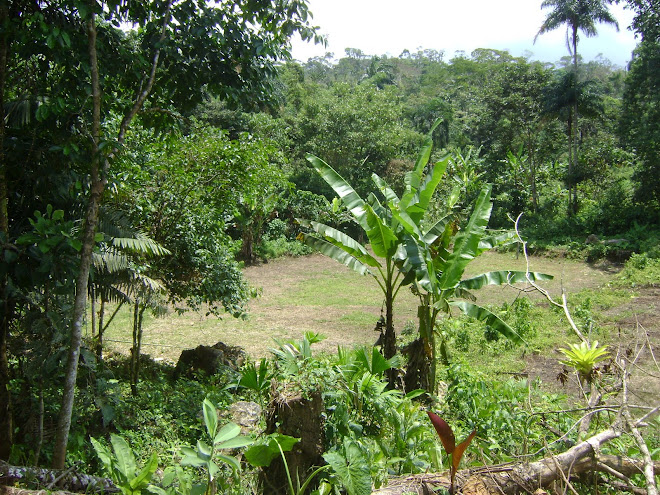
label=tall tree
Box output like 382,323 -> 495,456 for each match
1,0 -> 318,467
535,0 -> 619,213
620,0 -> 660,207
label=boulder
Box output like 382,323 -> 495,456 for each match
229,401 -> 262,434
174,341 -> 246,378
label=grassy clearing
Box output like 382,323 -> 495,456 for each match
99,251 -> 632,366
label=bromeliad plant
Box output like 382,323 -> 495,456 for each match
559,340 -> 609,383
427,412 -> 476,495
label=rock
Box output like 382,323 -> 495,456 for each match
229,401 -> 262,434
174,342 -> 246,378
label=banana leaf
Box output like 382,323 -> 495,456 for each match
437,185 -> 492,290
306,154 -> 367,229
299,219 -> 380,267
448,300 -> 523,344
299,234 -> 373,276
459,270 -> 553,290
364,204 -> 399,259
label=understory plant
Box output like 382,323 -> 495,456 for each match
427,412 -> 476,495
91,434 -> 166,495
180,398 -> 254,495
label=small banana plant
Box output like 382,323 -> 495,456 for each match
427,412 -> 476,495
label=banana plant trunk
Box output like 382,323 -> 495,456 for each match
403,297 -> 436,395
384,276 -> 397,387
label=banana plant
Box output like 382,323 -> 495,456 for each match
382,130 -> 553,393
298,162 -> 413,384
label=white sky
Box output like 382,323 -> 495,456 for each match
290,0 -> 639,67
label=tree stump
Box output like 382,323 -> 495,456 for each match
260,383 -> 325,494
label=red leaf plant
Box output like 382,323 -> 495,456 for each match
427,411 -> 476,495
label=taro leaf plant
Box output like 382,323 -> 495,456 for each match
181,398 -> 254,495
427,412 -> 476,495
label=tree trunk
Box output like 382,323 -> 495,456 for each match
571,24 -> 579,215
130,300 -> 146,396
403,300 -> 434,395
52,12 -> 103,469
51,0 -> 172,467
0,0 -> 13,462
97,298 -> 105,359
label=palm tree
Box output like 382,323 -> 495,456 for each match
535,0 -> 618,213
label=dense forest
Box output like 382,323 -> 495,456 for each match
1,0 -> 659,494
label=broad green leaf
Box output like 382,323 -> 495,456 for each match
306,154 -> 367,228
371,173 -> 400,206
202,398 -> 218,439
196,440 -> 212,461
405,156 -> 450,223
477,230 -> 516,253
355,347 -> 392,375
364,204 -> 398,258
301,220 -> 380,267
449,301 -> 523,344
145,486 -> 168,495
458,271 -> 553,290
299,234 -> 373,276
207,460 -> 220,480
323,440 -> 372,495
391,207 -> 424,241
404,389 -> 426,399
422,214 -> 453,245
180,454 -> 206,468
215,453 -> 241,472
244,434 -> 300,467
437,185 -> 492,290
213,422 -> 240,444
129,452 -> 159,490
91,437 -> 114,472
216,435 -> 254,450
110,434 -> 137,480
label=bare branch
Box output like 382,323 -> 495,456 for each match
513,214 -> 587,342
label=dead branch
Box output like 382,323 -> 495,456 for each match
619,357 -> 658,495
0,461 -> 117,493
372,453 -> 660,494
513,214 -> 586,343
372,417 -> 660,495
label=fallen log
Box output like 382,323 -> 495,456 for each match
372,423 -> 659,495
0,461 -> 117,493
